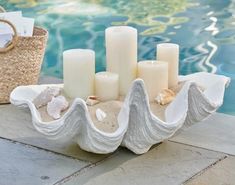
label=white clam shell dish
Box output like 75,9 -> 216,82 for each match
10,72 -> 230,154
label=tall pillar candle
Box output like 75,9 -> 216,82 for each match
95,72 -> 119,101
63,49 -> 95,100
105,26 -> 137,96
137,60 -> 168,102
156,43 -> 179,87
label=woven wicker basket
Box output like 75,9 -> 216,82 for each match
0,7 -> 48,104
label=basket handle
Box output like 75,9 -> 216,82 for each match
0,6 -> 5,13
0,19 -> 18,53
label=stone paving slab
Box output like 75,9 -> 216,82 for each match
1,76 -> 233,184
0,104 -> 109,163
185,156 -> 235,185
170,113 -> 235,155
59,148 -> 137,185
0,138 -> 88,185
63,141 -> 225,185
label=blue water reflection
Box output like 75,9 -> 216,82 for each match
1,0 -> 235,115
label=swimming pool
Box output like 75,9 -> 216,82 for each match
1,0 -> 235,115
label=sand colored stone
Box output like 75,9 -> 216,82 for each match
150,103 -> 167,121
186,157 -> 235,185
38,97 -> 168,132
36,83 -> 185,133
38,98 -> 122,133
88,101 -> 122,133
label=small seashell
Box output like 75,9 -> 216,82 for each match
47,95 -> 69,120
96,108 -> 107,122
86,96 -> 100,106
33,87 -> 61,108
159,96 -> 175,105
155,93 -> 164,104
155,89 -> 176,105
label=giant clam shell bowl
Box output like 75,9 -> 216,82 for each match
10,72 -> 230,154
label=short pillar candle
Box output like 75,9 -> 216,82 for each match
138,60 -> 168,102
105,26 -> 137,96
157,43 -> 179,87
95,72 -> 119,101
63,49 -> 95,100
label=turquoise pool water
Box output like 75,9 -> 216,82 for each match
1,0 -> 235,115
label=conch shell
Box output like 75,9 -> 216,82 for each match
86,96 -> 100,106
33,87 -> 61,108
155,89 -> 176,105
47,95 -> 69,120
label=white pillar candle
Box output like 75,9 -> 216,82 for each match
95,72 -> 119,101
63,49 -> 95,100
138,60 -> 168,102
156,43 -> 179,87
105,26 -> 137,96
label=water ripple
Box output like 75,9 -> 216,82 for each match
2,0 -> 235,115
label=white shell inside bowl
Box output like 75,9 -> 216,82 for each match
10,72 -> 230,154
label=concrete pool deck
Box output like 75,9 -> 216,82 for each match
0,76 -> 234,185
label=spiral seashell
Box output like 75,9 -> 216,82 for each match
155,89 -> 176,105
86,96 -> 100,106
